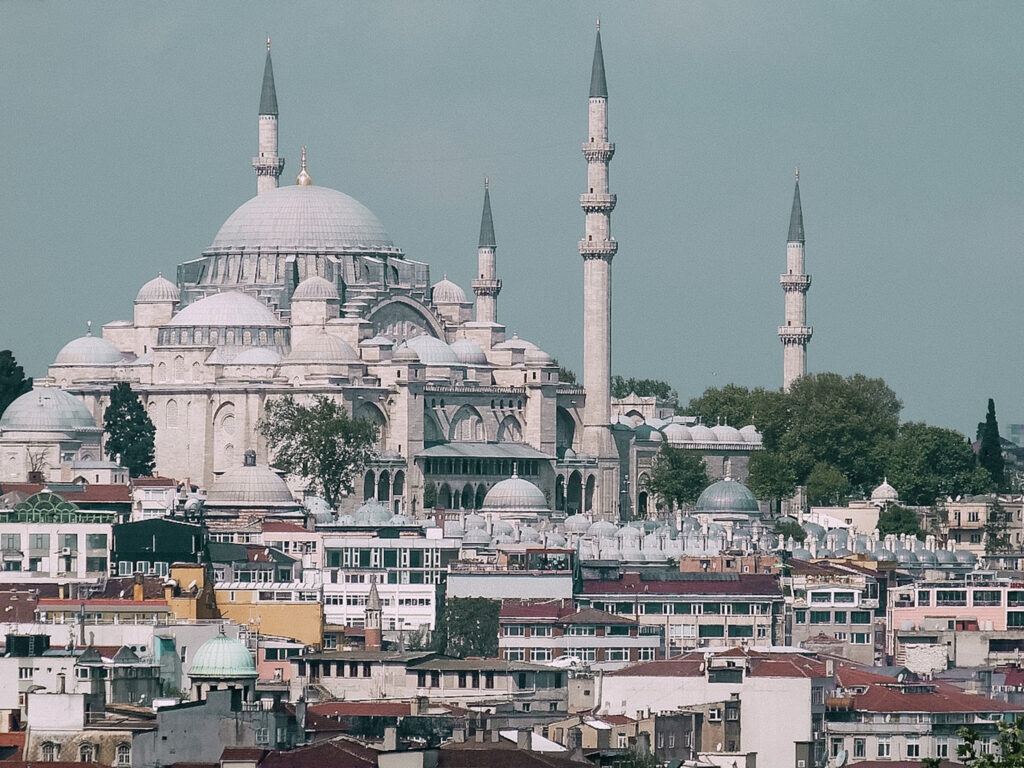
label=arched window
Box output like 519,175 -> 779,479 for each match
79,743 -> 96,762
173,355 -> 185,382
449,406 -> 484,442
191,361 -> 202,382
41,742 -> 60,761
116,743 -> 131,767
496,415 -> 523,443
156,362 -> 167,383
165,399 -> 178,429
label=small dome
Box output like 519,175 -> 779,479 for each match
871,478 -> 899,503
231,347 -> 282,365
393,346 -> 420,363
491,520 -> 514,537
493,333 -> 539,351
292,276 -> 339,301
464,513 -> 487,530
695,478 -> 760,515
739,425 -> 762,444
431,277 -> 467,304
136,274 -> 180,303
54,334 -> 124,366
587,520 -> 618,538
791,547 -> 812,561
451,339 -> 488,365
206,461 -> 295,507
481,474 -> 549,514
662,423 -> 693,443
389,514 -> 414,526
286,333 -> 359,363
188,635 -> 257,679
463,528 -> 491,545
208,185 -> 399,256
634,424 -> 663,443
955,549 -> 977,565
802,521 -> 826,540
403,335 -> 460,365
519,525 -> 542,543
916,549 -> 938,565
170,292 -> 284,328
689,424 -> 717,442
564,514 -> 590,533
0,388 -> 97,432
546,532 -> 567,548
935,549 -> 958,565
711,424 -> 743,443
525,348 -> 553,365
353,500 -> 393,525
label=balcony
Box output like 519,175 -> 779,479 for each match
579,193 -> 617,212
579,239 -> 618,255
780,274 -> 811,289
778,326 -> 812,342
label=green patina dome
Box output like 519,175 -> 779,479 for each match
188,635 -> 257,679
695,478 -> 760,515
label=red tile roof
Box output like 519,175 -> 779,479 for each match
581,572 -> 781,596
439,749 -> 585,767
0,483 -> 132,503
605,649 -> 826,678
257,738 -> 377,768
221,748 -> 269,761
131,476 -> 179,487
835,665 -> 1024,713
500,599 -> 574,620
261,522 -> 311,534
309,702 -> 412,717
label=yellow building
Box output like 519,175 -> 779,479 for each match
214,582 -> 322,647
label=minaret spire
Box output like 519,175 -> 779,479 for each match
779,170 -> 812,390
253,39 -> 284,194
472,177 -> 501,323
579,24 -> 619,515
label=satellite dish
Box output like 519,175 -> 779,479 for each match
716,743 -> 723,752
835,750 -> 849,767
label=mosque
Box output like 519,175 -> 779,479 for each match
8,29 -> 774,521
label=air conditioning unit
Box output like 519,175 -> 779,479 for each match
59,548 -> 73,556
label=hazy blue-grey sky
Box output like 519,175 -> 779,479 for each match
2,2 -> 1021,436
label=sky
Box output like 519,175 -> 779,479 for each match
1,2 -> 1021,437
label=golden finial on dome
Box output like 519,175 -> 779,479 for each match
86,320 -> 93,337
296,146 -> 312,186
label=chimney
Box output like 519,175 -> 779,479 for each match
383,726 -> 398,751
453,728 -> 465,743
474,728 -> 484,743
825,659 -> 835,680
517,730 -> 531,751
413,696 -> 429,716
133,573 -> 145,602
57,673 -> 66,694
491,729 -> 500,743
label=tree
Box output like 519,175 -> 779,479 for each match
611,376 -> 679,409
258,395 -> 378,508
746,450 -> 797,516
103,382 -> 156,477
0,350 -> 32,420
978,398 -> 1006,490
805,462 -> 851,506
550,358 -> 576,385
884,422 -> 992,506
422,480 -> 437,509
434,597 -> 500,658
876,505 -> 922,537
774,518 -> 807,543
781,373 -> 901,491
984,498 -> 1013,555
645,444 -> 710,509
955,719 -> 1024,768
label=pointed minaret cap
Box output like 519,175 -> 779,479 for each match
590,21 -> 608,98
788,168 -> 804,243
296,147 -> 312,185
259,39 -> 279,116
478,178 -> 496,248
366,579 -> 381,611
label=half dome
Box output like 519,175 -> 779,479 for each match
169,292 -> 284,328
207,185 -> 400,256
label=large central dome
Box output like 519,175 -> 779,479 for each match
206,185 -> 401,256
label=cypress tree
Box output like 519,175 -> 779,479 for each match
104,382 -> 156,477
978,398 -> 1005,490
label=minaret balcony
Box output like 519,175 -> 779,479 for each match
472,278 -> 501,296
778,326 -> 813,344
780,274 -> 812,291
582,141 -> 615,161
580,193 -> 617,213
579,238 -> 618,256
252,157 -> 285,174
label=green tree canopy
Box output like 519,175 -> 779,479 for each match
955,719 -> 1024,768
805,462 -> 850,506
877,505 -> 922,537
746,450 -> 797,516
422,480 -> 437,509
103,382 -> 156,477
645,444 -> 710,509
258,394 -> 378,508
984,498 -> 1013,555
884,421 -> 992,505
0,350 -> 32,420
434,597 -> 500,658
774,518 -> 807,543
611,376 -> 679,408
550,358 -> 577,385
978,398 -> 1006,490
781,373 -> 901,490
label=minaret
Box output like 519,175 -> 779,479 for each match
252,37 -> 285,195
472,178 -> 501,323
364,579 -> 382,651
778,169 -> 812,391
579,21 -> 617,456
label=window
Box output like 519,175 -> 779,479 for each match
41,742 -> 60,761
833,611 -> 847,624
531,625 -> 552,637
485,672 -> 494,689
906,736 -> 920,758
532,649 -> 552,662
725,707 -> 739,721
29,533 -> 49,550
0,534 -> 20,551
854,739 -> 865,758
851,611 -> 872,624
256,728 -> 269,745
937,740 -> 950,758
505,648 -> 525,661
936,590 -> 967,606
637,648 -> 656,661
728,625 -> 753,638
60,534 -> 78,552
503,625 -> 525,636
708,708 -> 722,722
79,744 -> 95,762
852,633 -> 872,645
118,560 -> 132,576
810,611 -> 831,624
877,737 -> 890,757
974,590 -> 1002,606
18,667 -> 32,680
833,592 -> 855,604
85,557 -> 107,573
567,625 -> 596,636
795,610 -> 806,624
86,534 -> 108,550
698,624 -> 724,638
917,590 -> 931,606
809,592 -> 831,604
605,648 -> 629,662
458,672 -> 467,688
